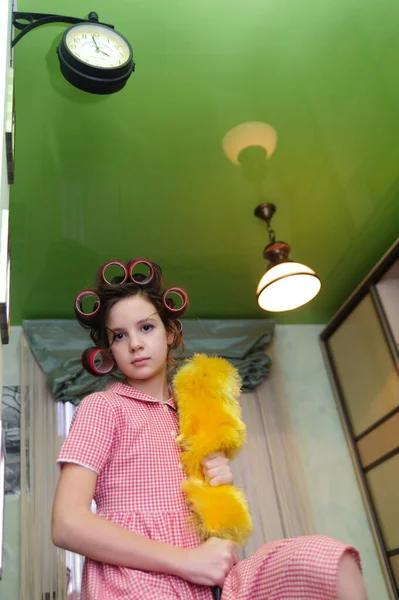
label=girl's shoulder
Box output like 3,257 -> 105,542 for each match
77,387 -> 124,415
77,383 -> 142,417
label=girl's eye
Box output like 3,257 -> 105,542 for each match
114,332 -> 125,341
141,324 -> 154,333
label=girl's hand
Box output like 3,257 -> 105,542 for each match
202,451 -> 233,486
182,537 -> 239,586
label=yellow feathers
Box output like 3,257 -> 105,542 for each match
173,354 -> 253,545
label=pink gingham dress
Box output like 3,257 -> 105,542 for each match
58,382 -> 361,600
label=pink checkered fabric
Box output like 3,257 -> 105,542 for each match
58,382 -> 361,600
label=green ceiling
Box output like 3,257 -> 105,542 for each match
10,0 -> 399,325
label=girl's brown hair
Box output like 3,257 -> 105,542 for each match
75,260 -> 186,367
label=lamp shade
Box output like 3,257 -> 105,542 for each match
256,261 -> 321,312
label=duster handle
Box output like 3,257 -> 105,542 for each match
212,586 -> 222,600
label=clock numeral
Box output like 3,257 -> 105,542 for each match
82,34 -> 87,39
70,44 -> 76,49
74,36 -> 81,43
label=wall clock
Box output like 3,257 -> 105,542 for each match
56,20 -> 135,94
12,11 -> 135,95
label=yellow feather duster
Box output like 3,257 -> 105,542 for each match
173,353 -> 253,545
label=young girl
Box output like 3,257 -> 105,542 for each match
52,259 -> 367,600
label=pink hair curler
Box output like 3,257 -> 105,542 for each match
128,259 -> 156,285
162,287 -> 188,317
81,347 -> 115,376
75,290 -> 101,318
100,261 -> 128,285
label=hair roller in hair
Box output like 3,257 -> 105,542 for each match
100,261 -> 128,285
128,259 -> 157,285
162,287 -> 188,317
175,319 -> 183,333
75,290 -> 101,319
81,347 -> 115,376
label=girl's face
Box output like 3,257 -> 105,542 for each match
106,294 -> 174,384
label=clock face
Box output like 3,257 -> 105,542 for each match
65,23 -> 131,69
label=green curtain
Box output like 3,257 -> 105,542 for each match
22,318 -> 275,405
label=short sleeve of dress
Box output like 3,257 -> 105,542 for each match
57,393 -> 116,475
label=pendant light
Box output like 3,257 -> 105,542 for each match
254,203 -> 321,312
222,121 -> 321,312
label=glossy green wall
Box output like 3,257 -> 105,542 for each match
10,0 -> 399,324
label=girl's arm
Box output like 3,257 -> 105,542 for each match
52,463 -> 236,586
52,463 -> 185,573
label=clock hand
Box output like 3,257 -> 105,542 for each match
99,50 -> 110,57
92,35 -> 100,52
